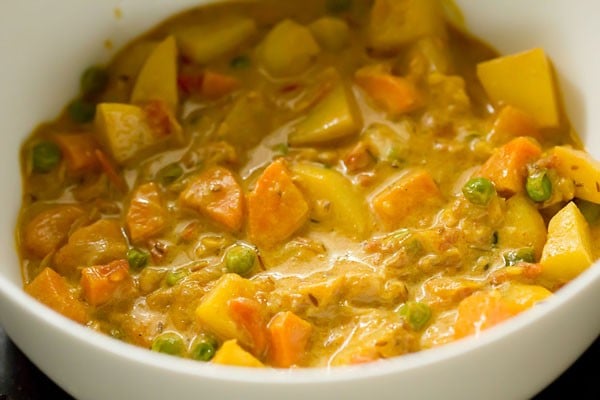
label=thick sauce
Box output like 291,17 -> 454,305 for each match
17,0 -> 600,368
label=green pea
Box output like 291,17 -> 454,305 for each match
463,177 -> 496,206
157,162 -> 184,185
526,170 -> 552,202
68,99 -> 96,123
32,141 -> 61,173
326,0 -> 353,13
398,301 -> 432,331
81,66 -> 109,96
189,334 -> 218,362
230,55 -> 251,69
127,247 -> 149,270
503,247 -> 536,266
165,269 -> 189,286
225,243 -> 257,276
575,199 -> 600,224
151,332 -> 185,356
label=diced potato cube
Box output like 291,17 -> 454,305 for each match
368,0 -> 446,54
196,274 -> 258,341
130,36 -> 178,111
477,48 -> 560,128
212,339 -> 264,368
497,194 -> 547,258
288,82 -> 361,146
257,19 -> 320,77
95,102 -> 180,164
216,92 -> 271,149
540,202 -> 594,283
550,145 -> 600,204
291,163 -> 370,239
309,17 -> 350,51
175,16 -> 257,64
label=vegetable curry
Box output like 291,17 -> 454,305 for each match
17,0 -> 600,368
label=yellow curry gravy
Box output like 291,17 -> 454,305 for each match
16,0 -> 600,368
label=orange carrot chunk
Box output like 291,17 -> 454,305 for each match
52,133 -> 101,175
80,259 -> 132,306
489,105 -> 540,143
201,70 -> 240,99
247,159 -> 309,248
228,297 -> 269,357
371,169 -> 444,229
478,136 -> 542,196
25,267 -> 88,324
126,182 -> 169,243
180,166 -> 245,232
267,311 -> 313,368
355,66 -> 422,115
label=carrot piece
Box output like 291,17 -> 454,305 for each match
228,297 -> 269,357
180,166 -> 244,232
94,149 -> 128,192
489,105 -> 540,143
454,290 -> 515,339
371,169 -> 444,229
267,311 -> 313,368
126,182 -> 168,243
355,66 -> 422,115
80,259 -> 131,306
247,159 -> 309,248
25,267 -> 88,324
478,136 -> 542,196
52,133 -> 101,175
22,205 -> 85,259
201,70 -> 240,99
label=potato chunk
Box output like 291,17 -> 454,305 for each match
291,163 -> 370,239
368,0 -> 445,55
540,202 -> 594,284
196,274 -> 258,342
257,19 -> 320,77
550,145 -> 600,204
288,82 -> 361,146
477,48 -> 559,128
497,194 -> 547,259
130,36 -> 178,111
175,16 -> 257,65
212,339 -> 264,368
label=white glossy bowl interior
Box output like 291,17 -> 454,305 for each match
1,1 -> 599,399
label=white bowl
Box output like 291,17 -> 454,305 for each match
1,1 -> 599,399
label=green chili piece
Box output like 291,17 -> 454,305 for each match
32,141 -> 61,173
190,334 -> 218,361
68,99 -> 96,123
157,162 -> 184,185
526,170 -> 552,202
127,247 -> 149,270
151,332 -> 186,356
225,243 -> 257,276
462,177 -> 496,206
81,65 -> 109,96
503,247 -> 536,266
398,301 -> 432,331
